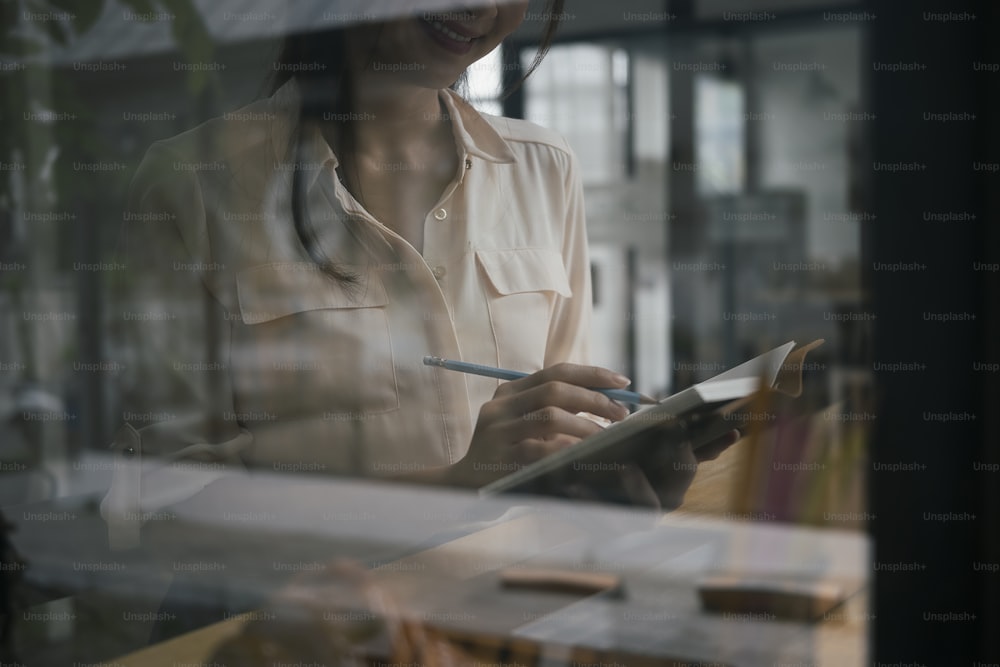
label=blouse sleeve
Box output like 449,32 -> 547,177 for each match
101,142 -> 251,550
544,146 -> 593,367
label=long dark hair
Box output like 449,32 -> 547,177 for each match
268,2 -> 566,286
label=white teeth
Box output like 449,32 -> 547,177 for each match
425,19 -> 473,43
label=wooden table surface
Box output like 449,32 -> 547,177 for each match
100,459 -> 870,667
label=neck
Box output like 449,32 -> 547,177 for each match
338,75 -> 451,160
319,72 -> 459,215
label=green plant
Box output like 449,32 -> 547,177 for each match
0,0 -> 214,383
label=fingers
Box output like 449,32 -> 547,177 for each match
558,464 -> 662,509
619,464 -> 662,509
508,408 -> 609,444
654,443 -> 698,510
495,363 -> 630,397
695,429 -> 742,462
502,380 -> 630,425
512,434 -> 582,463
467,364 -> 634,486
482,365 -> 631,449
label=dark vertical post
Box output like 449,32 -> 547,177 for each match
980,5 -> 1000,655
75,198 -> 103,455
625,245 -> 638,390
867,0 -> 994,661
501,41 -> 526,120
741,37 -> 759,194
666,29 -> 698,388
623,47 -> 636,179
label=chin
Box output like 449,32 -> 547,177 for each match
389,56 -> 476,91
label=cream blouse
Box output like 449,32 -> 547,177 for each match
102,80 -> 592,547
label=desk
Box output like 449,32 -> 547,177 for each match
94,483 -> 869,667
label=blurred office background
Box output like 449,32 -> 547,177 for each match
0,0 -> 870,470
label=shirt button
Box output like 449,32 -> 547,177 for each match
433,208 -> 447,221
432,265 -> 447,280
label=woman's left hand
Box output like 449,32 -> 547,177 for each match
577,429 -> 741,510
635,429 -> 743,510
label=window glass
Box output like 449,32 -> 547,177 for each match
522,43 -> 629,185
695,73 -> 746,194
1,6 -> 875,667
466,44 -> 503,115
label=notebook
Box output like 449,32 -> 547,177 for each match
479,340 -> 824,500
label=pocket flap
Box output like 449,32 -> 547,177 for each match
475,248 -> 572,298
236,262 -> 387,324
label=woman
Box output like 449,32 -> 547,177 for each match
103,0 -> 732,550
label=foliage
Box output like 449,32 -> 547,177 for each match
0,0 -> 214,381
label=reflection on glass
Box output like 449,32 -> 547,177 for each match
0,4 -> 876,667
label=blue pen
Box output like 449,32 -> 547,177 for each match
422,356 -> 656,405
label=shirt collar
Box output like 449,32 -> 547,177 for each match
268,79 -> 516,185
438,88 -> 517,165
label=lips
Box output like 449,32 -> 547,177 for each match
420,16 -> 482,55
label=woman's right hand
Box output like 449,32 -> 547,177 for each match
446,363 -> 633,487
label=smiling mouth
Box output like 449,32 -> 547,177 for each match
421,17 -> 478,44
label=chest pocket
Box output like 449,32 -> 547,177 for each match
232,263 -> 399,418
476,248 -> 572,372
